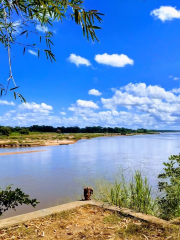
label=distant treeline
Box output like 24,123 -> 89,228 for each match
0,125 -> 156,136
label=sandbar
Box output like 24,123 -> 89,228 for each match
0,150 -> 46,156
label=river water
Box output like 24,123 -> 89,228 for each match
0,133 -> 180,218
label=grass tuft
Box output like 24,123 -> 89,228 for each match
103,213 -> 122,224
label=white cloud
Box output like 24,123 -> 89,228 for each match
88,89 -> 102,96
76,100 -> 99,109
95,53 -> 134,67
2,84 -> 180,129
19,102 -> 53,111
150,6 -> 180,22
172,88 -> 180,94
67,54 -> 91,67
60,112 -> 66,115
102,91 -> 151,110
0,100 -> 15,106
169,76 -> 180,80
36,24 -> 48,33
28,50 -> 38,57
121,83 -> 176,102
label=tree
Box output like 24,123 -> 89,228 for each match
19,128 -> 30,134
0,0 -> 104,101
158,154 -> 180,220
0,185 -> 39,216
0,126 -> 11,136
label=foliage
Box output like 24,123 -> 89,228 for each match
2,125 -> 155,134
0,0 -> 104,100
95,170 -> 157,215
158,154 -> 180,220
0,126 -> 11,136
19,128 -> 30,135
0,185 -> 39,216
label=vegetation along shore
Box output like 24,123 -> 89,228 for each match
0,125 -> 158,148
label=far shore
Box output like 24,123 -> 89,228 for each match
0,132 -> 158,149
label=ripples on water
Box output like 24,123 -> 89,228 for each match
0,133 -> 180,218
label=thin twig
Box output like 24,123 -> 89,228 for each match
2,0 -> 16,94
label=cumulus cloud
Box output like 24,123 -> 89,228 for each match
172,88 -> 180,94
29,50 -> 38,56
88,89 -> 102,96
2,84 -> 180,129
67,54 -> 91,67
101,83 -> 180,127
150,6 -> 180,22
0,100 -> 15,106
36,24 -> 48,32
95,53 -> 134,67
19,102 -> 53,111
76,100 -> 99,109
120,83 -> 176,102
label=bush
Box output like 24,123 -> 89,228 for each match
158,154 -> 180,220
19,128 -> 30,135
0,127 -> 11,136
0,185 -> 39,216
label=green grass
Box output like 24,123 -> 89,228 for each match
0,132 -> 106,142
94,169 -> 158,216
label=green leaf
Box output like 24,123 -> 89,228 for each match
10,86 -> 19,91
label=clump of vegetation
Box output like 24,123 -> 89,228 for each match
0,125 -> 156,136
95,154 -> 180,221
95,170 -> 157,215
19,128 -> 30,135
0,185 -> 39,216
0,126 -> 11,136
158,154 -> 180,220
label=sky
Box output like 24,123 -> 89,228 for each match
1,0 -> 180,129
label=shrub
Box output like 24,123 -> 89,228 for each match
0,185 -> 39,216
0,127 -> 11,136
158,154 -> 180,220
19,128 -> 30,135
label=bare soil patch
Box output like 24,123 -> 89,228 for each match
0,205 -> 179,240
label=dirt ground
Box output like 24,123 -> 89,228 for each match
0,205 -> 179,240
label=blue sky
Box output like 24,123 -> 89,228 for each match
1,0 -> 180,129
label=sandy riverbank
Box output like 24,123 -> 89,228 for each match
0,133 -> 158,149
0,139 -> 76,148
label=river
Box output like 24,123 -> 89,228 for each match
0,133 -> 180,218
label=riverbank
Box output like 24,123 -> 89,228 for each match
0,132 -> 157,148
